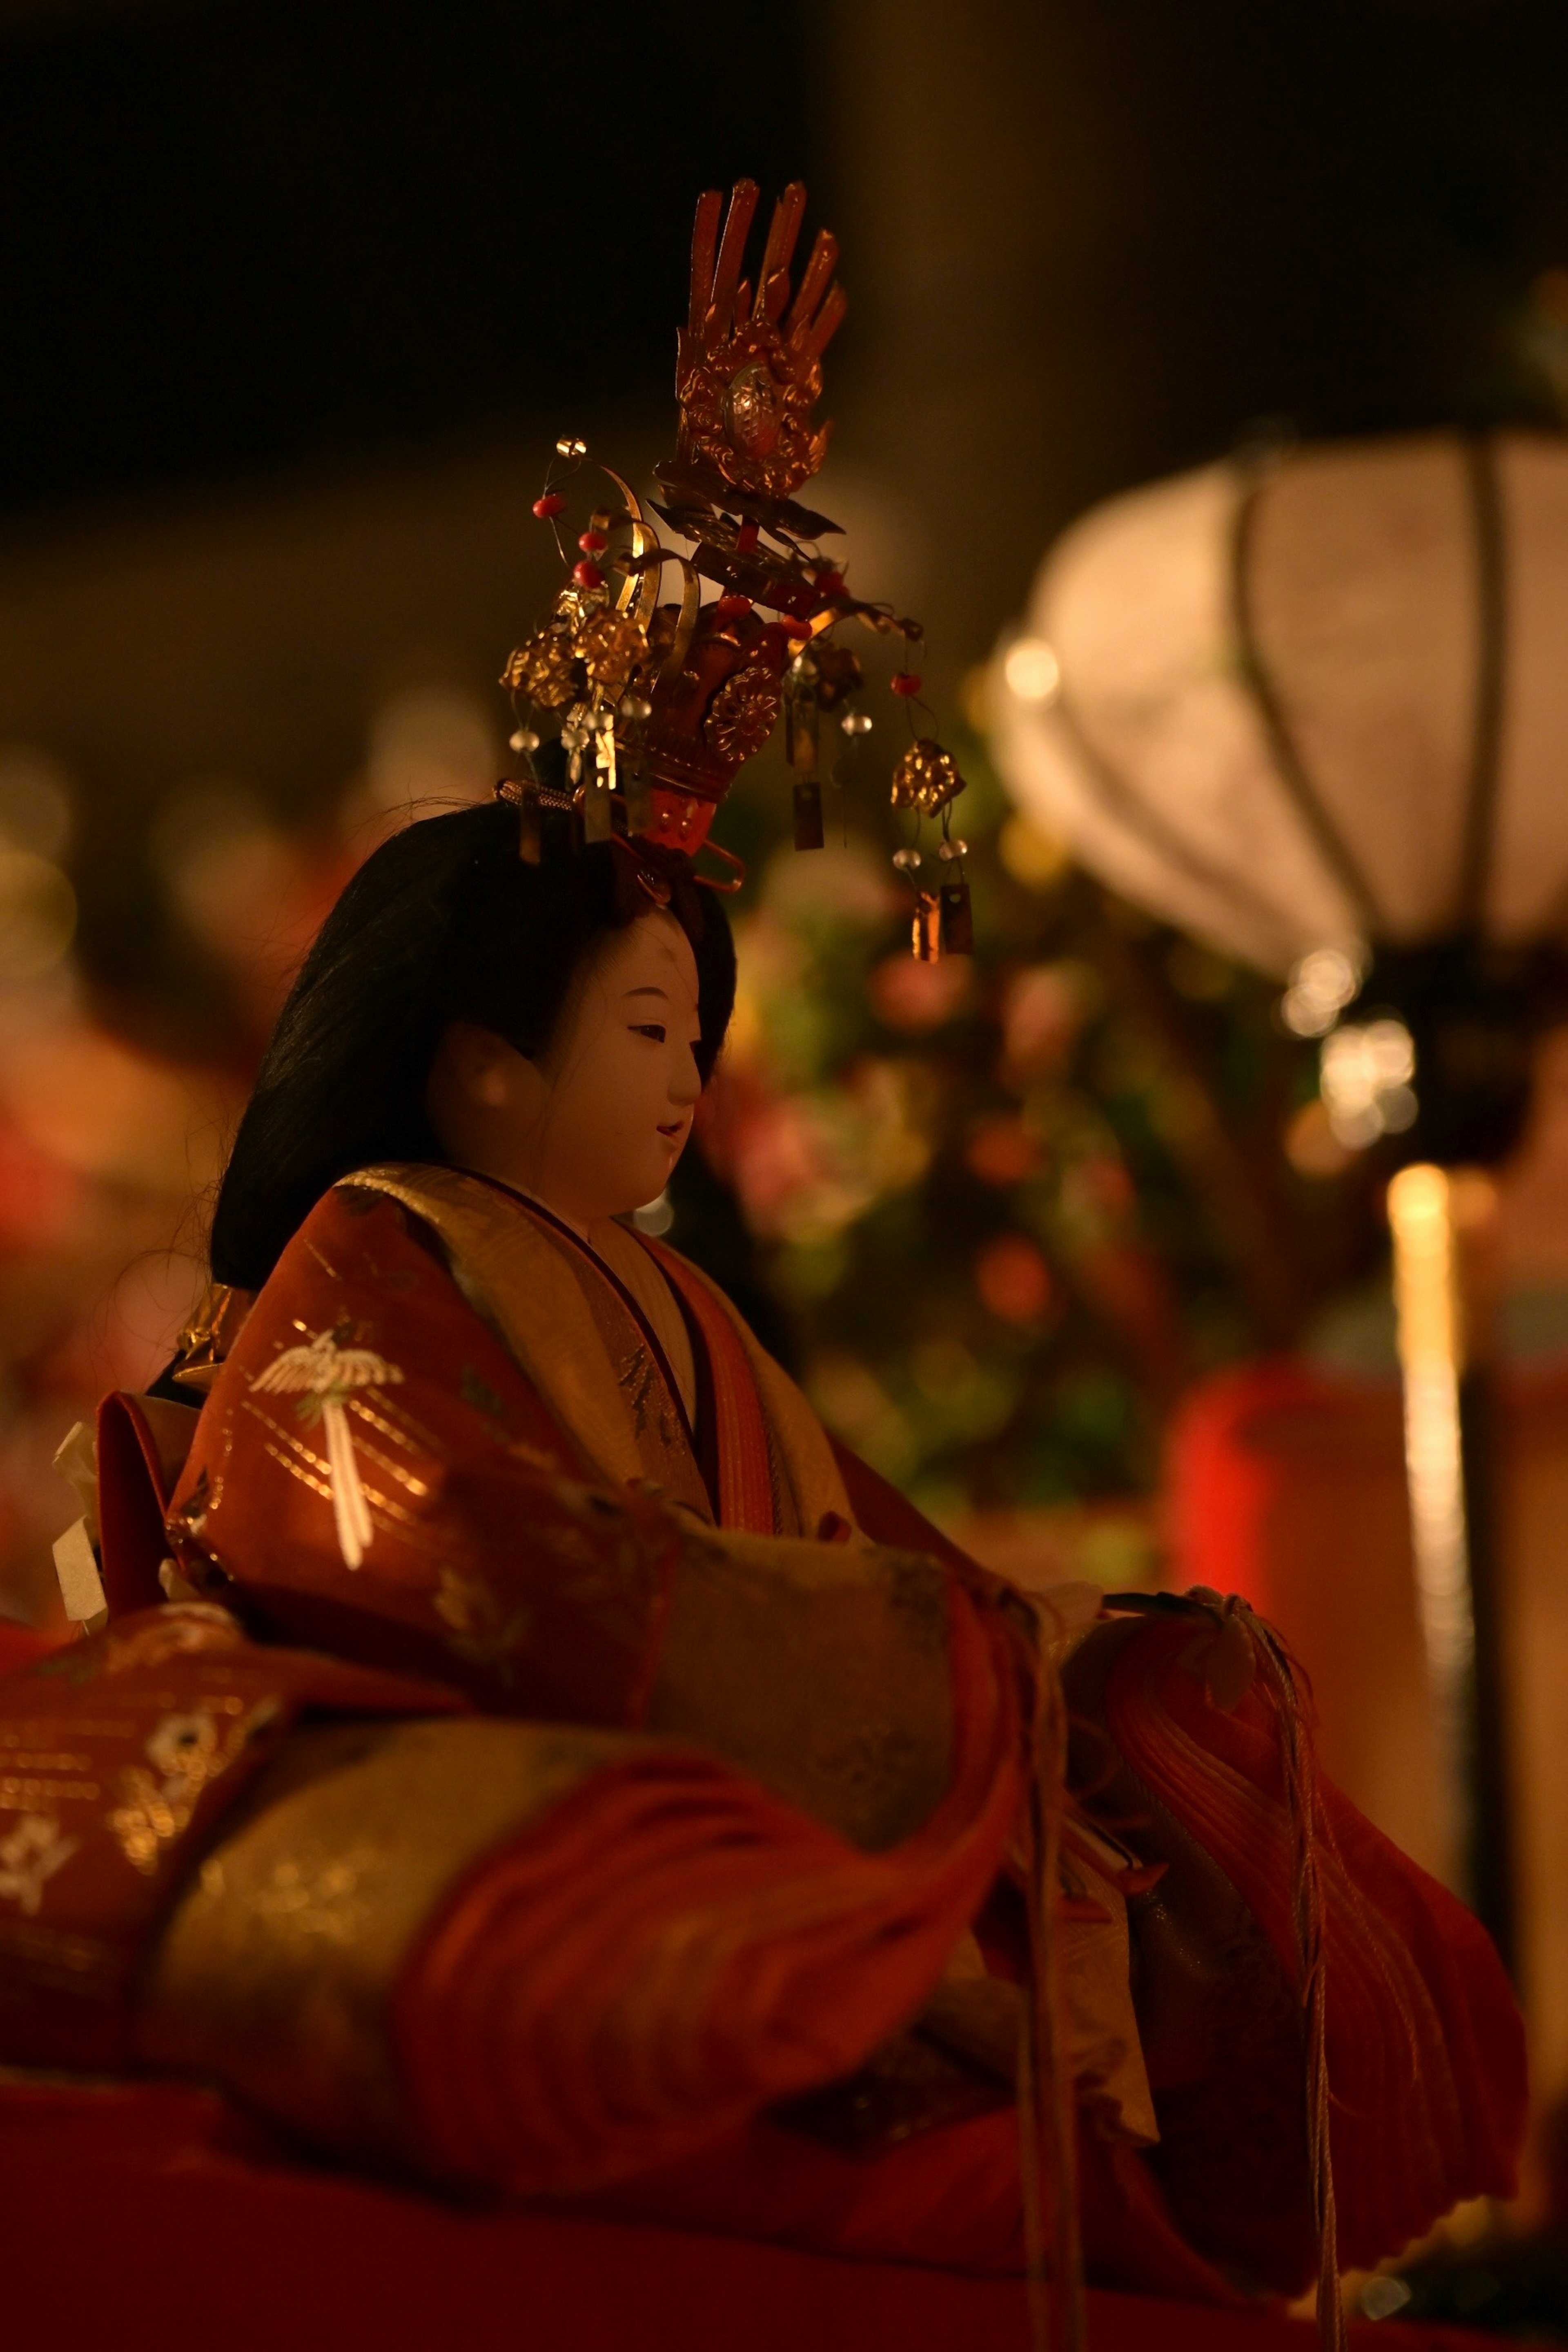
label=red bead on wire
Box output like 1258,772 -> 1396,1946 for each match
573,559 -> 605,589
533,492 -> 567,519
578,528 -> 608,553
815,568 -> 846,597
891,671 -> 922,698
715,592 -> 753,620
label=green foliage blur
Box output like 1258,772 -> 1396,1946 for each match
665,680 -> 1382,1525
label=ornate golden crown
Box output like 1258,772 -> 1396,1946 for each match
499,181 -> 972,958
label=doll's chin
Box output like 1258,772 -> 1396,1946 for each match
611,1156 -> 681,1219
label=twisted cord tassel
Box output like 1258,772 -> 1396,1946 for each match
1225,1596 -> 1346,2352
1016,1600 -> 1087,2352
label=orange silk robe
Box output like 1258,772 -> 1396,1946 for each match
0,1165 -> 1529,2304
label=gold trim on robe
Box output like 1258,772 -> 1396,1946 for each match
338,1165 -> 858,1544
339,1165 -> 714,1524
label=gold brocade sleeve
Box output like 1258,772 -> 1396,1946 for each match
134,1701 -> 1156,2196
169,1184 -> 961,1854
135,1690 -> 1024,2199
137,1714 -> 657,2171
651,1525 -> 951,1850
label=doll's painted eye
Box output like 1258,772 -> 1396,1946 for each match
630,1023 -> 667,1043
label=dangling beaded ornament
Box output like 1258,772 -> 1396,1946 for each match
935,814 -> 973,955
785,649 -> 824,849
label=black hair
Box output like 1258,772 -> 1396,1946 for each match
207,795 -> 735,1289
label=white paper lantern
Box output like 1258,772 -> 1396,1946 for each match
993,430 -> 1568,979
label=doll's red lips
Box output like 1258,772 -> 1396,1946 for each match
657,1121 -> 685,1138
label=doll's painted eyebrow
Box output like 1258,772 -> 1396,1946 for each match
624,985 -> 670,1000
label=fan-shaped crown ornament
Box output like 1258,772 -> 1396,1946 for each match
495,181 -> 972,956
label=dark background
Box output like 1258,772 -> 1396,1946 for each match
5,0 -> 1567,538
0,2 -> 819,516
3,0 -> 1566,1035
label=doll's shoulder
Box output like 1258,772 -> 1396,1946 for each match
173,1167 -> 494,1400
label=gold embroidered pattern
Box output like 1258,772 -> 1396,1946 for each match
107,1701 -> 273,1876
343,1379 -> 449,1464
258,1436 -> 334,1500
250,1418 -> 422,1536
246,1405 -> 332,1478
344,1400 -> 434,1498
617,1344 -> 679,1450
100,1605 -> 244,1675
432,1566 -> 532,1686
0,1815 -> 80,1914
0,1777 -> 99,1804
339,1166 -> 713,1521
245,1846 -> 379,1946
249,1331 -> 405,1570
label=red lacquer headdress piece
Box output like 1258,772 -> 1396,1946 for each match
497,181 -> 972,959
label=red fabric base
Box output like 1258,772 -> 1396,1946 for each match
0,2078 -> 1503,2352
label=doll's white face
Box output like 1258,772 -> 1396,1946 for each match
425,910 -> 704,1232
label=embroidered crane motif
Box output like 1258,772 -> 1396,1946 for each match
250,1330 -> 403,1569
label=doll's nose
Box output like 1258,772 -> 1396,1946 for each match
670,1046 -> 702,1107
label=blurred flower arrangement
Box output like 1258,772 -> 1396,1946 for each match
665,694 -> 1385,1574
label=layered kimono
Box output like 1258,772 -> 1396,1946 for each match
0,1165 -> 1528,2310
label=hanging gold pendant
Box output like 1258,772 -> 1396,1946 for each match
939,878 -> 973,955
624,770 -> 653,834
582,782 -> 613,842
912,889 -> 943,961
792,777 -> 825,850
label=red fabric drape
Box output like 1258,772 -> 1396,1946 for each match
2,1189 -> 1527,2320
95,1390 -> 177,1615
0,2075 -> 1512,2352
1102,1618 -> 1526,2274
393,1576 -> 1023,2198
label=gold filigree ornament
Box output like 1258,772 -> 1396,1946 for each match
171,1280 -> 253,1392
502,181 -> 975,956
501,626 -> 580,711
576,610 -> 649,697
110,1710 -> 223,1875
705,664 -> 783,766
891,739 -> 968,819
675,179 -> 846,502
249,1332 -> 405,1571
